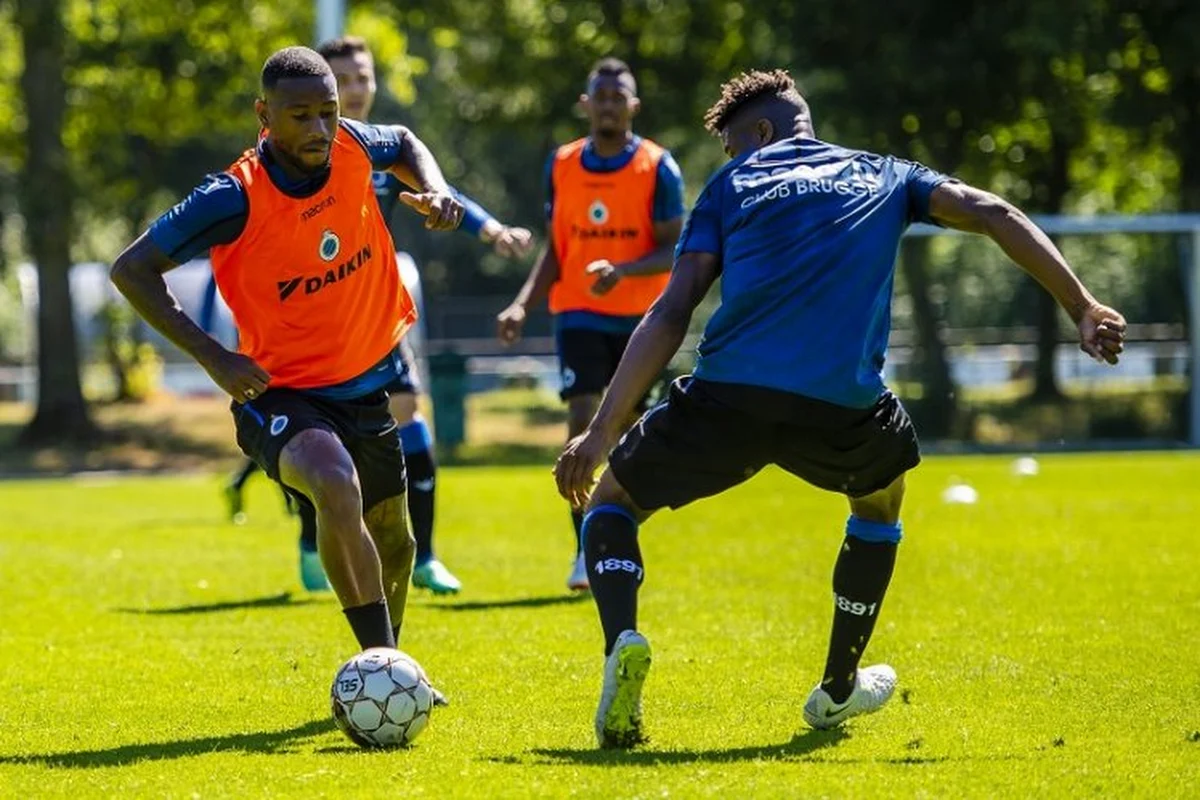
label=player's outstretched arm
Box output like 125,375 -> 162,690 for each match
928,182 -> 1126,365
110,234 -> 268,400
555,252 -> 720,506
387,126 -> 463,231
497,230 -> 561,344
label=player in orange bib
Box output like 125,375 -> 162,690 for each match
111,47 -> 463,664
497,58 -> 685,591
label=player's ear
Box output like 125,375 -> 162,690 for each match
576,93 -> 590,118
757,118 -> 775,146
254,97 -> 269,130
628,96 -> 642,118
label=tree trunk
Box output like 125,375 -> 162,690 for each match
16,0 -> 96,445
1030,132 -> 1073,402
1032,285 -> 1063,401
899,237 -> 957,437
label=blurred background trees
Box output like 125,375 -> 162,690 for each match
0,0 -> 1195,444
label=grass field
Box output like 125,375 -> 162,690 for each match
2,453 -> 1199,798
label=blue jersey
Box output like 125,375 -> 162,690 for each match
544,136 -> 686,334
677,137 -> 952,409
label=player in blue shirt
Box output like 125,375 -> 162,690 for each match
554,70 -> 1127,748
198,36 -> 532,595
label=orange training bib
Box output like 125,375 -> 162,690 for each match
210,125 -> 416,389
548,137 -> 667,316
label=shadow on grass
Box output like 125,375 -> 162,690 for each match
116,591 -> 320,615
419,593 -> 590,612
0,718 -> 335,768
517,728 -> 1031,767
519,729 -> 852,766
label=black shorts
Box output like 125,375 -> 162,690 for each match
609,377 -> 920,512
382,341 -> 421,396
556,327 -> 666,409
231,388 -> 406,512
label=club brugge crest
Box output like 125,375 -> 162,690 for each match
319,229 -> 341,262
587,199 -> 609,225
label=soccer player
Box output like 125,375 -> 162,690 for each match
111,46 -> 467,657
496,58 -> 685,591
319,36 -> 533,596
211,37 -> 533,595
554,70 -> 1127,748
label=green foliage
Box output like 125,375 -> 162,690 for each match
98,299 -> 162,402
0,269 -> 26,364
1,458 -> 1199,795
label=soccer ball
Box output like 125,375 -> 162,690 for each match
330,647 -> 435,748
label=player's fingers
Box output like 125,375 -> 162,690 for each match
1079,340 -> 1104,363
250,364 -> 271,385
555,454 -> 574,500
439,199 -> 462,229
398,192 -> 429,213
424,203 -> 446,230
585,262 -> 606,274
512,230 -> 534,255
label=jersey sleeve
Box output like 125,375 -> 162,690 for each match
451,188 -> 496,238
674,173 -> 724,260
900,160 -> 954,225
340,118 -> 405,170
146,173 -> 248,264
652,150 -> 686,222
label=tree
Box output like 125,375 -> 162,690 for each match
15,0 -> 95,444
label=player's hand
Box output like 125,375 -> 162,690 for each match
1076,302 -> 1126,365
496,302 -> 527,344
586,259 -> 623,296
555,428 -> 612,508
490,225 -> 534,259
399,190 -> 464,231
204,348 -> 270,403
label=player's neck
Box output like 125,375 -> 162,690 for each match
589,130 -> 633,158
262,139 -> 327,184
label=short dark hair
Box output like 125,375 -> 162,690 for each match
316,36 -> 371,62
587,57 -> 637,95
261,46 -> 333,91
704,69 -> 805,134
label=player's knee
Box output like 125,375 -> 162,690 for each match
849,474 -> 906,525
585,470 -> 646,519
308,463 -> 362,518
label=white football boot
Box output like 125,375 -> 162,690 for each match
595,630 -> 652,748
803,665 -> 897,729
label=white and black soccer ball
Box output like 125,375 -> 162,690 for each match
330,647 -> 435,748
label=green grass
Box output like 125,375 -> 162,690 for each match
2,454 -> 1199,798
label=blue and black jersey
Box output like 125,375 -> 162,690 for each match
677,136 -> 953,409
